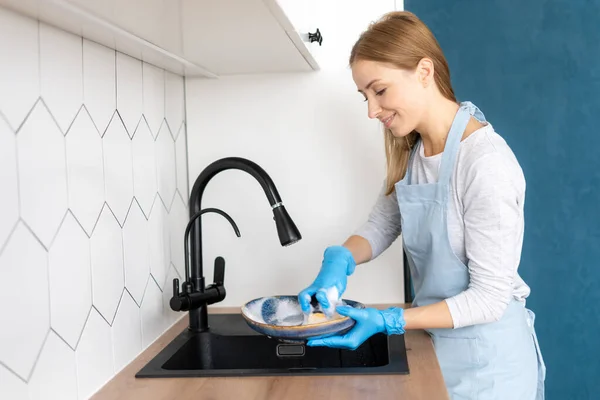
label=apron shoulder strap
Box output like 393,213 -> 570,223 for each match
438,103 -> 480,184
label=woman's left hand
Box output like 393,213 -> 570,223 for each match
307,306 -> 405,350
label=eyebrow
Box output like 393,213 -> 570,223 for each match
358,79 -> 381,93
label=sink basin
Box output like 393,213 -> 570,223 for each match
136,313 -> 409,378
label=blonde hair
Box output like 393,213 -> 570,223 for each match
349,11 -> 457,195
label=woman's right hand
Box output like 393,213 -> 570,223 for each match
298,245 -> 357,316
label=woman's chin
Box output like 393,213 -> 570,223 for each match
389,126 -> 412,138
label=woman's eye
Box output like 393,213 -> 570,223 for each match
376,88 -> 386,96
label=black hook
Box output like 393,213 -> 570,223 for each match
308,28 -> 323,46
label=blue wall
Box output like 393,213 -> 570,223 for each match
404,1 -> 600,398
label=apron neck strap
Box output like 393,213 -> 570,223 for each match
404,102 -> 486,185
438,104 -> 473,185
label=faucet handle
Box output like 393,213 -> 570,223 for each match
173,278 -> 180,297
214,256 -> 225,284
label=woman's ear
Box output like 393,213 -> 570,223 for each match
416,58 -> 435,88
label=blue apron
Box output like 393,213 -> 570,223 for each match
395,102 -> 546,399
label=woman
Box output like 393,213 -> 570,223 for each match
298,11 -> 546,400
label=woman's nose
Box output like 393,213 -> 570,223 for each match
367,101 -> 381,119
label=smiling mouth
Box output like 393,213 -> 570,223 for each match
381,113 -> 395,128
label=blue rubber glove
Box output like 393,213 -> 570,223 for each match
306,306 -> 406,350
298,246 -> 356,316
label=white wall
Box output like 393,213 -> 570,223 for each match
185,0 -> 405,307
0,6 -> 188,400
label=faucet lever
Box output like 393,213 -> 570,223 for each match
214,257 -> 225,284
173,278 -> 180,297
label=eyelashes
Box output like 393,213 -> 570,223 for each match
362,88 -> 387,102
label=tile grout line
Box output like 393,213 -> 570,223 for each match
46,209 -> 71,348
64,209 -> 95,334
119,199 -> 131,315
37,19 -> 41,100
50,327 -> 76,352
110,287 -> 126,326
26,328 -> 51,382
0,220 -> 19,257
47,208 -> 69,250
129,120 -> 137,211
15,96 -> 42,135
74,306 -> 94,350
140,273 -> 152,308
124,286 -> 140,309
141,59 -> 145,137
150,272 -> 163,294
80,35 -> 84,111
114,49 -> 118,115
20,218 -> 49,253
92,304 -> 111,327
182,76 -> 190,202
0,358 -> 28,384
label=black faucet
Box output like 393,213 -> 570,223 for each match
169,157 -> 302,332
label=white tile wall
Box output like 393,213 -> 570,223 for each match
0,6 -> 189,399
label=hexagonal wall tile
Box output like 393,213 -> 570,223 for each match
141,278 -> 165,348
116,52 -> 142,137
0,8 -> 39,131
66,108 -> 104,236
103,116 -> 134,226
40,23 -> 82,133
142,62 -> 164,137
0,364 -> 28,400
28,332 -> 77,400
75,308 -> 113,400
148,197 -> 170,289
165,71 -> 184,139
175,124 -> 188,204
49,212 -> 92,349
17,102 -> 68,248
155,122 -> 177,209
0,222 -> 49,380
0,118 -> 19,250
123,200 -> 150,305
83,39 -> 116,135
90,206 -> 125,323
132,119 -> 157,217
112,290 -> 142,373
169,194 -> 188,281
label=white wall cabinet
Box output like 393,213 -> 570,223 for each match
0,0 -> 323,77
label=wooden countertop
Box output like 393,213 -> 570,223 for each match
91,304 -> 449,400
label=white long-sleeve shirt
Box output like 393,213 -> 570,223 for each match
354,123 -> 531,328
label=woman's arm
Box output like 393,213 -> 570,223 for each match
342,235 -> 373,265
445,151 -> 525,328
351,182 -> 402,263
403,301 -> 454,329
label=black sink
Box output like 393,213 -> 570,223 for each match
136,314 -> 409,378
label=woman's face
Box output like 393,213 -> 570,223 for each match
351,59 -> 430,137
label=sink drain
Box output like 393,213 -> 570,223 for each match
276,343 -> 305,357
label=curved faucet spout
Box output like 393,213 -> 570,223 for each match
184,208 -> 240,284
186,156 -> 302,332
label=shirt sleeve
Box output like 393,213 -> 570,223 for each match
445,152 -> 525,328
353,182 -> 402,260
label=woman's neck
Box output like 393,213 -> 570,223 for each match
416,97 -> 486,157
416,98 -> 460,157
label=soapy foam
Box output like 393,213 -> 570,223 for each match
243,297 -> 305,326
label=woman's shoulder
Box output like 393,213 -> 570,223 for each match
457,123 -> 526,189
